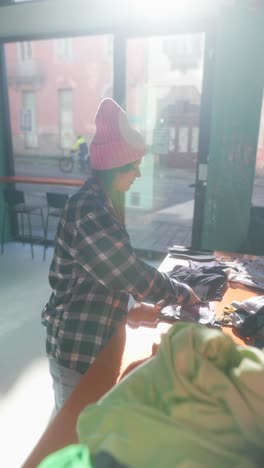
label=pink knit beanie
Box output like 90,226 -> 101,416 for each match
90,98 -> 146,170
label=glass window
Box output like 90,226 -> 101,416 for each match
22,90 -> 38,148
162,35 -> 202,70
169,126 -> 176,152
252,90 -> 264,207
54,39 -> 73,62
59,89 -> 73,149
130,192 -> 141,207
17,42 -> 33,61
248,90 -> 264,254
178,126 -> 189,153
5,34 -> 113,171
126,34 -> 205,253
191,126 -> 199,153
4,34 -> 113,242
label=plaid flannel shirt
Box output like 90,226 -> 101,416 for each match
42,178 -> 189,374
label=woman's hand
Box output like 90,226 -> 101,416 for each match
155,286 -> 201,311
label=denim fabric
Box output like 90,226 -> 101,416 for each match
49,358 -> 83,411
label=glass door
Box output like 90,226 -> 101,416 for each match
125,33 -> 207,254
249,89 -> 264,254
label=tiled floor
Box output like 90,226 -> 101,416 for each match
0,242 -> 160,468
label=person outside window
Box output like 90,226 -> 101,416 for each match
71,134 -> 89,171
41,98 -> 200,411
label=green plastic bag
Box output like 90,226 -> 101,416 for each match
37,444 -> 93,468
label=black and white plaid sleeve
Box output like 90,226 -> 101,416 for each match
71,209 -> 190,304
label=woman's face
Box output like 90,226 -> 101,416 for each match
113,160 -> 142,192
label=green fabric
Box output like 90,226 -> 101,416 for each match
37,444 -> 93,468
77,323 -> 264,468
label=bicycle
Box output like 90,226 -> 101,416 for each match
58,151 -> 90,174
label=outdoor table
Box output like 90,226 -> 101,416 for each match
22,251 -> 263,467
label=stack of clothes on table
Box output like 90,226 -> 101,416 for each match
38,254 -> 264,468
166,247 -> 264,296
218,295 -> 264,344
159,254 -> 264,345
160,260 -> 228,328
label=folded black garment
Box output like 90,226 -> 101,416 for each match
168,245 -> 214,255
169,252 -> 216,261
168,246 -> 215,261
169,264 -> 228,301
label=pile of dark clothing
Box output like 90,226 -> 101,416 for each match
169,262 -> 228,301
158,262 -> 229,327
218,296 -> 264,341
163,257 -> 264,346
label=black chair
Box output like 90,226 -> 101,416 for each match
1,189 -> 45,259
43,192 -> 69,260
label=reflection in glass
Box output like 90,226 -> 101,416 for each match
248,90 -> 264,254
4,34 -> 113,242
178,126 -> 189,153
18,41 -> 33,61
22,90 -> 38,148
126,34 -> 205,253
54,39 -> 73,62
5,35 -> 113,177
191,126 -> 199,153
59,89 -> 73,149
252,91 -> 264,207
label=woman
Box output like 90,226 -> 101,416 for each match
42,98 -> 199,410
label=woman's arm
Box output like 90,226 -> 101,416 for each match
71,212 -> 195,305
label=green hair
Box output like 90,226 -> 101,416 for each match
92,164 -> 136,224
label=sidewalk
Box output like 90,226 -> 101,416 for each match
126,199 -> 193,253
15,154 -> 62,164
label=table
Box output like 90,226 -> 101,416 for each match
22,252 -> 262,467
